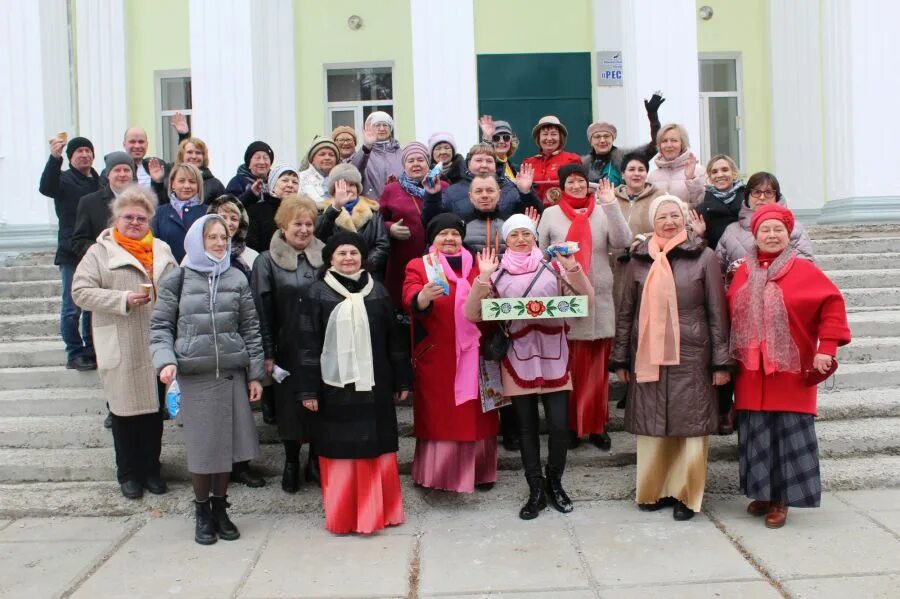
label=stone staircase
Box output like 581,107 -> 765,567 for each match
0,230 -> 898,517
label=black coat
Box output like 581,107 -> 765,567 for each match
200,167 -> 226,203
245,193 -> 280,253
696,187 -> 745,250
71,186 -> 115,260
294,272 -> 411,459
314,201 -> 390,280
38,156 -> 100,266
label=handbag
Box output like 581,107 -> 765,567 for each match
802,359 -> 838,387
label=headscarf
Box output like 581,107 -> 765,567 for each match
500,213 -> 536,241
183,214 -> 231,309
113,228 -> 154,276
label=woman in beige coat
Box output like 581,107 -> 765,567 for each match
73,185 -> 178,499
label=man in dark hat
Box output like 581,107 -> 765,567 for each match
72,151 -> 136,259
225,141 -> 275,205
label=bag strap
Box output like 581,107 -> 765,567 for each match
523,260 -> 579,297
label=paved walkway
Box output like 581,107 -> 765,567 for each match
1,489 -> 898,598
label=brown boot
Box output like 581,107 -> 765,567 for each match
747,500 -> 770,516
765,503 -> 788,528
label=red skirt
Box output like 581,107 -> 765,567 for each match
411,438 -> 498,493
569,338 -> 612,436
319,453 -> 405,535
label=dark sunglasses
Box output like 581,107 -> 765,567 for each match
492,133 -> 511,142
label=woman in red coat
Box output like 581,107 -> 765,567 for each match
728,204 -> 850,529
403,214 -> 499,492
522,116 -> 581,207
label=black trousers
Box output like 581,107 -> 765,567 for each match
513,391 -> 569,481
717,380 -> 734,416
110,403 -> 164,484
499,404 -> 520,440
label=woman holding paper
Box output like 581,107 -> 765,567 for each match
402,214 -> 500,493
464,214 -> 593,520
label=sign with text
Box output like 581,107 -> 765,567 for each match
597,51 -> 623,87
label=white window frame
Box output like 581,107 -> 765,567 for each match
154,69 -> 192,162
698,53 -> 745,171
323,61 -> 395,135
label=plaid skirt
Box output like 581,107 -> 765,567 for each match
737,411 -> 821,507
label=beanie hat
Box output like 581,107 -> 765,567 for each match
401,141 -> 429,165
306,136 -> 340,163
104,151 -> 134,173
493,120 -> 513,136
244,141 -> 274,167
66,137 -> 94,160
426,213 -> 466,246
267,164 -> 298,193
326,163 -> 363,196
587,122 -> 618,141
557,163 -> 589,189
365,111 -> 394,129
331,125 -> 358,145
323,231 -> 368,264
427,132 -> 457,157
531,115 -> 568,148
751,203 -> 795,236
501,214 -> 537,241
649,194 -> 688,221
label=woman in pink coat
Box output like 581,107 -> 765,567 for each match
646,123 -> 707,207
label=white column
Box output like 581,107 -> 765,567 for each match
189,0 -> 297,175
409,0 -> 478,149
592,0 -> 627,137
0,0 -> 73,234
75,0 -> 128,170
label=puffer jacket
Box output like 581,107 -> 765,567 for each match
646,150 -> 707,207
421,171 -> 542,224
715,198 -> 815,275
149,265 -> 265,381
463,212 -> 506,254
610,234 -> 732,437
225,164 -> 265,206
350,140 -> 403,199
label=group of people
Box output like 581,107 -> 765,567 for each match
41,91 -> 849,544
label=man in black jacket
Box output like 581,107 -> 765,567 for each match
72,152 -> 135,260
38,135 -> 100,371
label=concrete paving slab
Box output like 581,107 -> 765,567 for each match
0,516 -> 127,542
783,574 -> 900,598
422,591 -> 597,598
239,515 -> 415,598
0,520 -> 9,531
0,539 -> 113,598
834,488 -> 900,511
568,501 -> 760,587
703,492 -> 852,521
598,580 -> 780,598
71,516 -> 269,599
715,508 -> 900,579
866,510 -> 900,537
418,508 -> 589,596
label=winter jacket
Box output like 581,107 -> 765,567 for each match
150,203 -> 206,264
715,199 -> 815,275
581,141 -> 656,187
38,156 -> 100,266
696,186 -> 745,250
71,186 -> 115,261
462,212 -> 506,255
200,167 -> 226,203
72,229 -> 178,416
298,166 -> 328,209
378,181 -> 429,308
245,193 -> 281,254
294,272 -> 411,459
646,151 -> 707,207
610,234 -> 732,437
225,164 -> 265,206
611,183 -> 666,304
350,140 -> 403,199
522,150 -> 582,206
316,197 -> 390,279
538,200 -> 632,340
150,265 -> 265,381
437,153 -> 466,184
421,172 -> 542,225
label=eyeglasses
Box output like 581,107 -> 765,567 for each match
592,133 -> 614,141
334,137 -> 355,144
492,134 -> 511,142
749,189 -> 776,199
120,215 -> 149,224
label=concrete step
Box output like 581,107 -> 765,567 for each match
829,360 -> 900,391
0,265 -> 59,282
817,253 -> 900,271
826,269 -> 900,289
848,310 -> 900,337
0,365 -> 99,390
812,236 -> 900,254
0,314 -> 61,340
0,388 -> 103,417
841,288 -> 900,309
0,280 -> 60,299
838,337 -> 900,363
0,340 -> 66,368
0,251 -> 56,267
0,297 -> 61,316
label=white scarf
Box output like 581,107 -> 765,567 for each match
321,270 -> 375,391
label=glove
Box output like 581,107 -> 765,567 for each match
644,93 -> 665,116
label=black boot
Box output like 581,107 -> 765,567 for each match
282,461 -> 300,493
545,466 -> 574,513
209,495 -> 240,540
231,461 -> 266,488
519,477 -> 547,520
673,500 -> 695,521
194,500 -> 217,545
589,432 -> 611,451
568,431 -> 582,449
304,453 -> 321,487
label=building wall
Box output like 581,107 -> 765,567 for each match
695,0 -> 772,174
473,0 -> 594,55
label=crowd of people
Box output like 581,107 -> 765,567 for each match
40,91 -> 850,544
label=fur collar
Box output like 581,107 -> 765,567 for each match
321,196 -> 379,233
269,229 -> 324,271
631,232 -> 707,261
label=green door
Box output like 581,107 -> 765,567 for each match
477,53 -> 593,158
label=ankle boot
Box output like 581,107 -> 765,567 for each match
545,466 -> 574,513
519,477 -> 547,520
282,461 -> 300,493
304,453 -> 321,487
194,500 -> 217,545
209,495 -> 240,541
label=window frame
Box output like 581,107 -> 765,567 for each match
698,53 -> 745,172
154,68 -> 192,163
322,61 -> 395,135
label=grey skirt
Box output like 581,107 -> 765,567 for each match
179,369 -> 260,474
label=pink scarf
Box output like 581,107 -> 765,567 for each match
498,246 -> 544,275
431,247 -> 481,405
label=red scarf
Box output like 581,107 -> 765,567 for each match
557,192 -> 595,273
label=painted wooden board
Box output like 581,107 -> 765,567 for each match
481,296 -> 588,321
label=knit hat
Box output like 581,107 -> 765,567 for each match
427,132 -> 457,157
587,122 -> 617,141
531,115 -> 568,147
751,203 -> 795,236
649,194 -> 688,221
327,163 -> 363,196
267,164 -> 298,192
401,141 -> 429,165
244,141 -> 274,167
426,213 -> 466,246
306,136 -> 340,163
104,151 -> 134,173
501,214 -> 537,241
323,231 -> 368,264
365,111 -> 394,129
66,137 -> 94,160
494,121 -> 513,136
557,163 -> 589,189
331,125 -> 358,145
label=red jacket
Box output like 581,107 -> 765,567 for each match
727,256 -> 851,415
522,150 -> 581,206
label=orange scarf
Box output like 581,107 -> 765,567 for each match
635,229 -> 687,383
113,228 -> 154,277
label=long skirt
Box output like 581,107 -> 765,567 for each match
179,369 -> 260,474
411,438 -> 498,493
737,410 -> 821,507
636,435 -> 709,512
320,453 -> 404,534
568,338 -> 612,436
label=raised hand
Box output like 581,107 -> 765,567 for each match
644,90 -> 665,115
479,115 -> 496,140
389,218 -> 411,240
333,179 -> 351,210
363,123 -> 376,148
684,153 -> 697,180
422,174 -> 442,194
49,137 -> 65,159
596,178 -> 616,205
689,209 -> 707,237
171,111 -> 189,135
524,206 -> 541,229
515,162 -> 534,193
476,246 -> 499,279
147,158 -> 165,183
250,178 -> 263,197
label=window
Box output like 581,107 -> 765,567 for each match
325,63 -> 394,136
698,55 -> 744,169
154,70 -> 192,163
